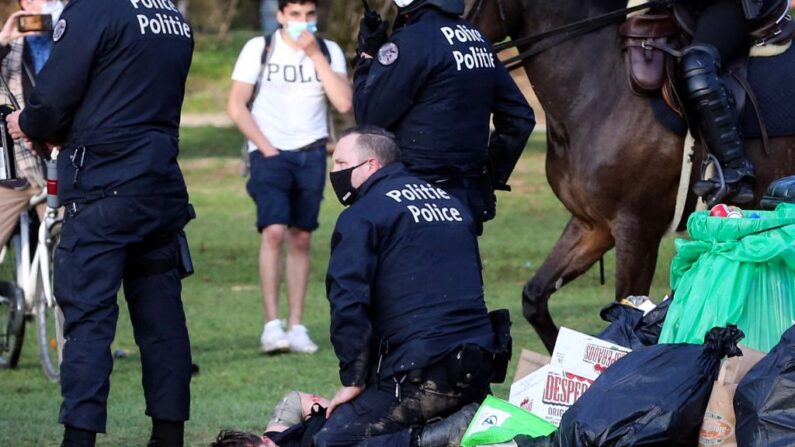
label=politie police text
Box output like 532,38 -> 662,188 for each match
129,0 -> 192,38
386,183 -> 464,223
441,25 -> 495,72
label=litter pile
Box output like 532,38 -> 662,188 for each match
461,203 -> 795,447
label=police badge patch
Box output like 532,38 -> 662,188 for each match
377,42 -> 399,66
53,19 -> 67,42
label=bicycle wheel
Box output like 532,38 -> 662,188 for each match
0,239 -> 26,369
35,293 -> 63,382
36,225 -> 63,383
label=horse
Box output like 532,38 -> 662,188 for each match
464,0 -> 795,352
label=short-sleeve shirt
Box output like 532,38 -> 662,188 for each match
232,32 -> 347,151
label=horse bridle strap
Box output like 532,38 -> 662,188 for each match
481,0 -> 671,71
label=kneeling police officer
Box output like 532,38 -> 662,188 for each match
317,126 -> 511,447
353,0 -> 535,234
8,0 -> 195,446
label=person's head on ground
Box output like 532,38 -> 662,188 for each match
330,126 -> 400,205
210,430 -> 274,447
277,0 -> 318,41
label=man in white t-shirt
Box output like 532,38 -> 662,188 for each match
227,0 -> 351,355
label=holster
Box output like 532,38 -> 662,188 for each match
619,12 -> 679,95
447,344 -> 492,388
477,171 -> 497,224
177,204 -> 197,279
489,309 -> 513,384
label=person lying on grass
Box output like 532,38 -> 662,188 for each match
210,390 -> 477,447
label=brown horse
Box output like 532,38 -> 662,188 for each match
465,0 -> 795,352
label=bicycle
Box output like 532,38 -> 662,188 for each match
0,144 -> 64,382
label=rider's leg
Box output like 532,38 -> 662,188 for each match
683,0 -> 755,205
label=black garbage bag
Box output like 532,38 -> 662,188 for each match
596,298 -> 672,349
556,325 -> 743,447
734,325 -> 795,446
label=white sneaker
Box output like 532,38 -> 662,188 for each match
286,324 -> 318,354
261,320 -> 290,354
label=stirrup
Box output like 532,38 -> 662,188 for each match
693,154 -> 729,206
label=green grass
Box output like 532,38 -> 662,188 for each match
0,131 -> 678,445
184,31 -> 263,114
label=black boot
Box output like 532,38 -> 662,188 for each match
61,426 -> 96,447
416,403 -> 479,447
148,419 -> 184,447
681,43 -> 755,206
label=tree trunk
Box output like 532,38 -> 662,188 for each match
217,0 -> 240,40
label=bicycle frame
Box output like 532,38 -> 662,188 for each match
17,190 -> 60,316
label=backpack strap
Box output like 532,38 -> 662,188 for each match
317,36 -> 331,64
247,33 -> 275,110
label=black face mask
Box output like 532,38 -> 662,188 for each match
329,161 -> 368,206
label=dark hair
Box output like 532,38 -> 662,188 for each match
209,430 -> 264,447
339,125 -> 400,165
278,0 -> 318,11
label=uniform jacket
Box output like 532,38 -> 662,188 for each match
353,6 -> 535,186
326,162 -> 497,386
19,0 -> 194,203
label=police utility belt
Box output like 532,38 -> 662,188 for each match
374,309 -> 513,390
64,146 -> 197,280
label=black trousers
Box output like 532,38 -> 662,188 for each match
693,0 -> 752,60
313,371 -> 488,447
55,196 -> 192,433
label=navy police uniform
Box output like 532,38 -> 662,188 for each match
315,163 -> 497,446
18,0 -> 194,435
354,2 -> 535,232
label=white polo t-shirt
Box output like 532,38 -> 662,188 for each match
232,31 -> 347,152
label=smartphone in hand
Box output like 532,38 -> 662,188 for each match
17,14 -> 53,33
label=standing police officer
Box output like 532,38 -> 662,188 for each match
353,0 -> 535,234
315,126 -> 509,447
8,0 -> 195,446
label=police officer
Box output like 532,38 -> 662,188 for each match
7,0 -> 195,446
681,0 -> 782,205
353,0 -> 535,234
316,126 -> 508,447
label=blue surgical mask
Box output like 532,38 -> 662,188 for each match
285,21 -> 318,40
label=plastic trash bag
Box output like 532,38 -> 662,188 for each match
556,326 -> 743,447
460,395 -> 556,447
734,325 -> 795,446
659,205 -> 795,352
597,298 -> 672,349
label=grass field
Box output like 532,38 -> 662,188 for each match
0,130 -> 679,446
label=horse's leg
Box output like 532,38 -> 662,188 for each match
523,216 -> 614,352
612,215 -> 667,300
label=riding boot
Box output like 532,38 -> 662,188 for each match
680,43 -> 756,206
416,403 -> 479,447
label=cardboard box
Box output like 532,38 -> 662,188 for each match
513,349 -> 551,383
551,327 -> 632,381
509,364 -> 594,426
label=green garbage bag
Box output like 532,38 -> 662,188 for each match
460,395 -> 555,447
659,204 -> 795,352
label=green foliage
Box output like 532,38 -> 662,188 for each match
184,30 -> 260,114
0,132 -> 677,445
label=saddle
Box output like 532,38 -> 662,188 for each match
619,0 -> 794,153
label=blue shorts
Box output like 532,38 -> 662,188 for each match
246,146 -> 326,232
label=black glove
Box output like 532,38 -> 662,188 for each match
357,12 -> 389,58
